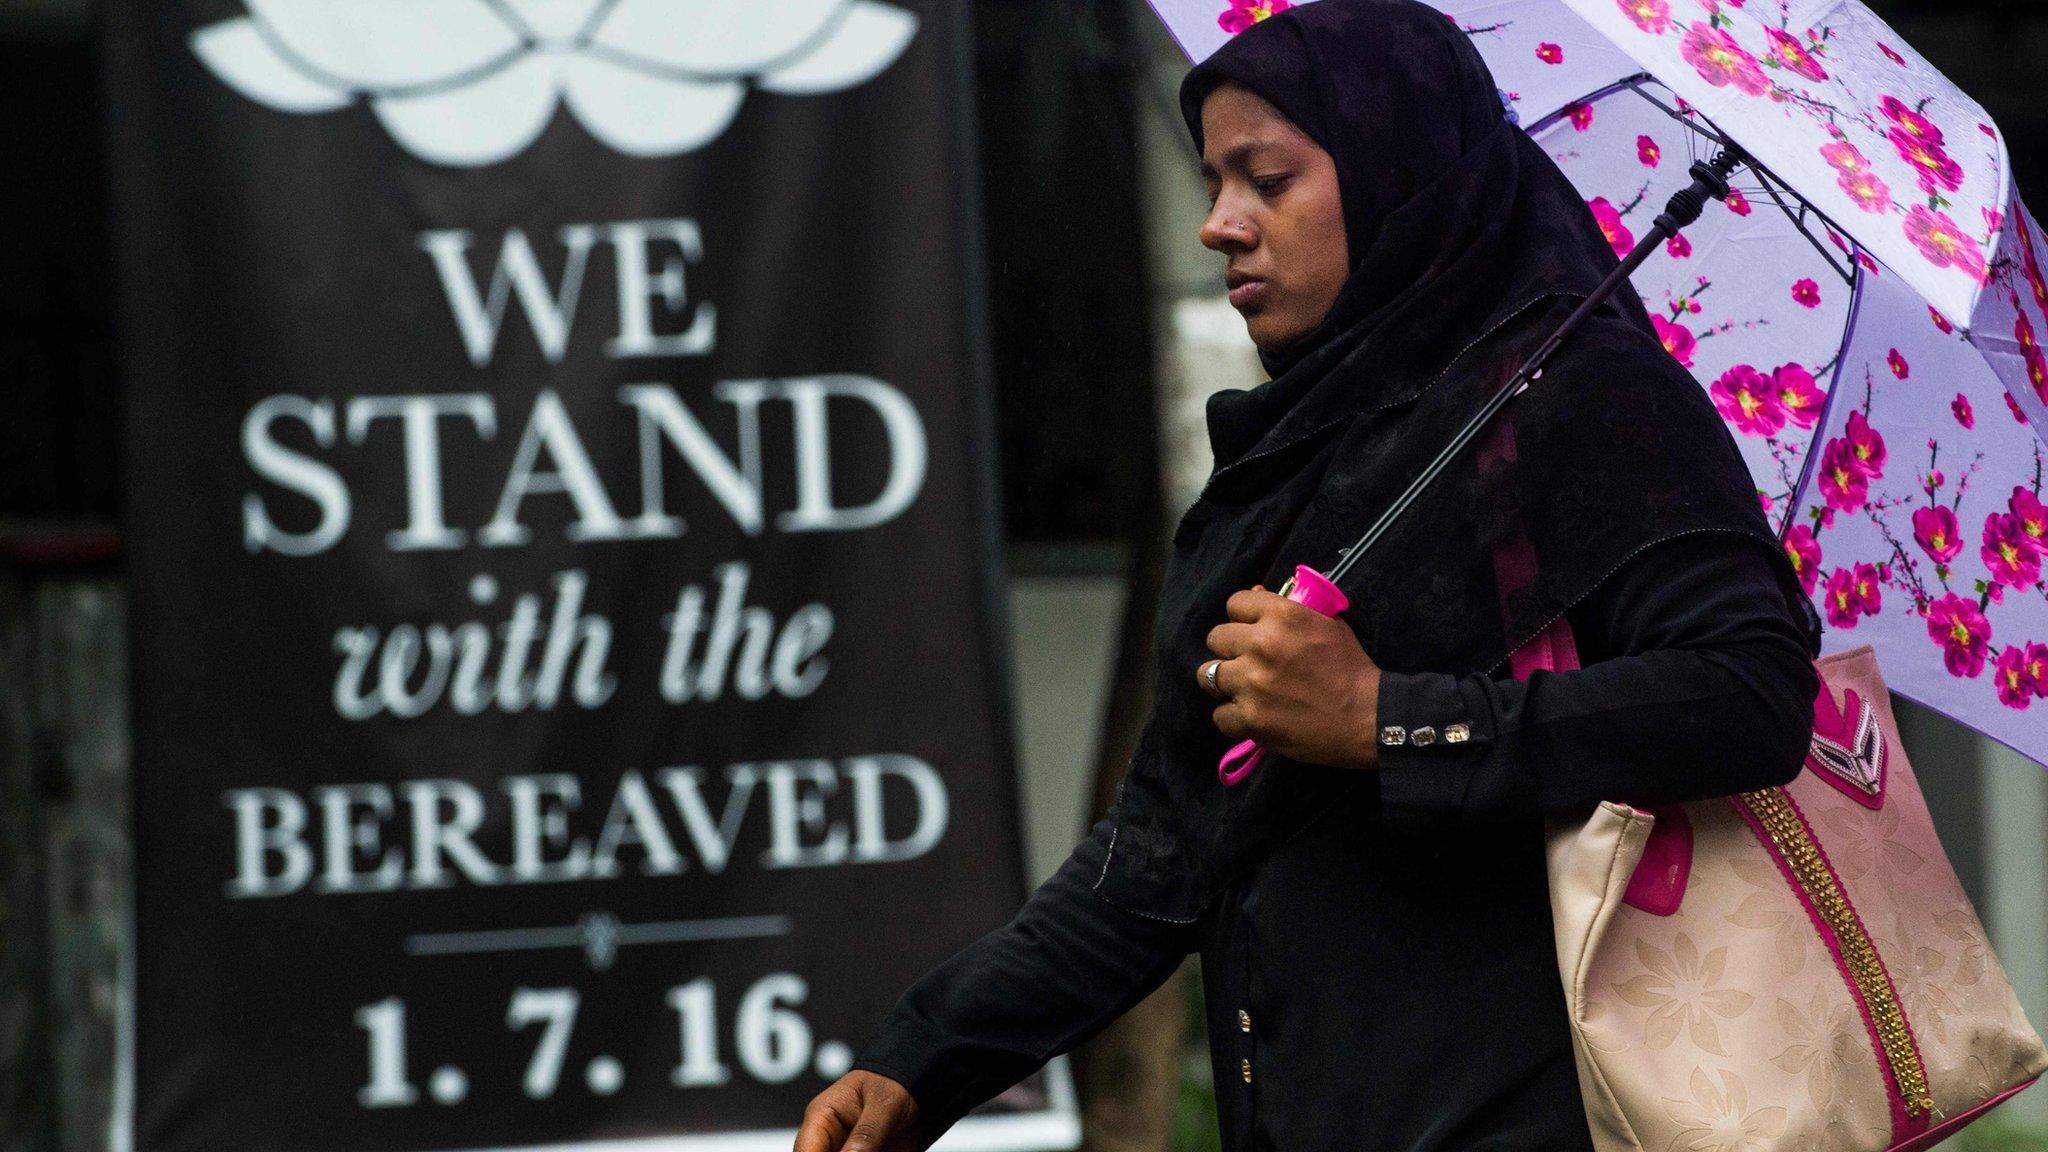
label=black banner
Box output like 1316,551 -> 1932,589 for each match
105,3 -> 1069,1148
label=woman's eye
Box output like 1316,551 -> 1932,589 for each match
1254,175 -> 1290,196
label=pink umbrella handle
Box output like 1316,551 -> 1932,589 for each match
1216,565 -> 1352,787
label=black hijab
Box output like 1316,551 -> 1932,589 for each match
1090,0 -> 1821,921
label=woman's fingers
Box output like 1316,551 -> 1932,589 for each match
795,1095 -> 854,1152
1196,658 -> 1230,700
1206,620 -> 1257,659
1226,587 -> 1285,623
796,1072 -> 916,1152
1213,700 -> 1249,740
843,1087 -> 914,1152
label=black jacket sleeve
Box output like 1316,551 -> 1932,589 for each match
852,816 -> 1199,1139
1374,531 -> 1819,823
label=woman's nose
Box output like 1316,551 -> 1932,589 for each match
1200,204 -> 1254,252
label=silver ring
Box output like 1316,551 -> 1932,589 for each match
1205,660 -> 1221,693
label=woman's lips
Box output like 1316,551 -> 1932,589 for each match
1227,279 -> 1267,308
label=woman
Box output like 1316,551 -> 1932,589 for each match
798,2 -> 1824,1149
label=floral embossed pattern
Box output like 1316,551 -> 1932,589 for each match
1616,935 -> 1757,1055
1660,1068 -> 1787,1152
1769,987 -> 1868,1111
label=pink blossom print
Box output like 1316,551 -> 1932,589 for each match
1996,645 -> 2036,709
2019,313 -> 2048,402
1820,141 -> 1870,174
2028,643 -> 2048,693
1890,131 -> 1964,195
1823,564 -> 1881,629
1725,187 -> 1752,216
1536,42 -> 1564,65
1844,410 -> 1887,476
1881,96 -> 1944,147
1904,205 -> 1988,282
1588,197 -> 1635,260
1930,306 -> 1954,334
1218,0 -> 1292,34
1618,0 -> 1673,34
1784,524 -> 1821,595
1566,102 -> 1595,132
1838,169 -> 1894,214
1913,505 -> 1962,564
1680,23 -> 1770,96
1711,364 -> 1785,436
1791,278 -> 1821,309
2008,393 -> 2032,425
2011,487 -> 2048,543
1878,41 -> 1906,66
1952,394 -> 1974,428
1982,511 -> 2042,589
1824,567 -> 1863,629
1667,232 -> 1693,259
1773,363 -> 1825,429
1818,438 -> 1869,511
1653,314 -> 1697,367
1889,348 -> 1910,379
2020,222 -> 2048,310
1851,562 -> 1882,616
1638,135 -> 1662,167
1763,28 -> 1827,83
1927,593 -> 1991,678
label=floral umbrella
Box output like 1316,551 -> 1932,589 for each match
1150,0 -> 2048,766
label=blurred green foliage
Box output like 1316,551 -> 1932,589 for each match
1945,1112 -> 2048,1151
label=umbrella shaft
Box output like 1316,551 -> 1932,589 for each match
1322,149 -> 1745,591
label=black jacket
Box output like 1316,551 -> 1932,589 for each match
856,530 -> 1817,1150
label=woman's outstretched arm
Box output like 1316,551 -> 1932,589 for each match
1373,530 -> 1820,823
834,815 -> 1199,1144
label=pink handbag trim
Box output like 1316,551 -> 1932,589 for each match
1509,617 -> 1694,917
1729,783 -> 1931,1143
1806,681 -> 1889,810
1508,617 -> 1580,680
1619,804 -> 1692,917
1488,422 -> 1696,918
1885,1076 -> 2039,1152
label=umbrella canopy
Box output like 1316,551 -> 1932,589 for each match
1149,0 -> 2048,765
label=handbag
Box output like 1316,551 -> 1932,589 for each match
1521,622 -> 2048,1152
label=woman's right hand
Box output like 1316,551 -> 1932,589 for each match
795,1070 -> 921,1152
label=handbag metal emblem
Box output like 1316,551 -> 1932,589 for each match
1806,685 -> 1886,808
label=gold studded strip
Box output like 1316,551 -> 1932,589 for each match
1733,787 -> 1934,1119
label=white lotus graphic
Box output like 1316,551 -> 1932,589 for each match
190,0 -> 919,166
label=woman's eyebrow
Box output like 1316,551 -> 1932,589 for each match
1201,139 -> 1282,179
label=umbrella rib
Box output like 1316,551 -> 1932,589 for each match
1748,166 -> 1857,286
1619,81 -> 1856,286
1625,80 -> 1736,150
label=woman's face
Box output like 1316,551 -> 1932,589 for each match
1199,83 -> 1351,351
